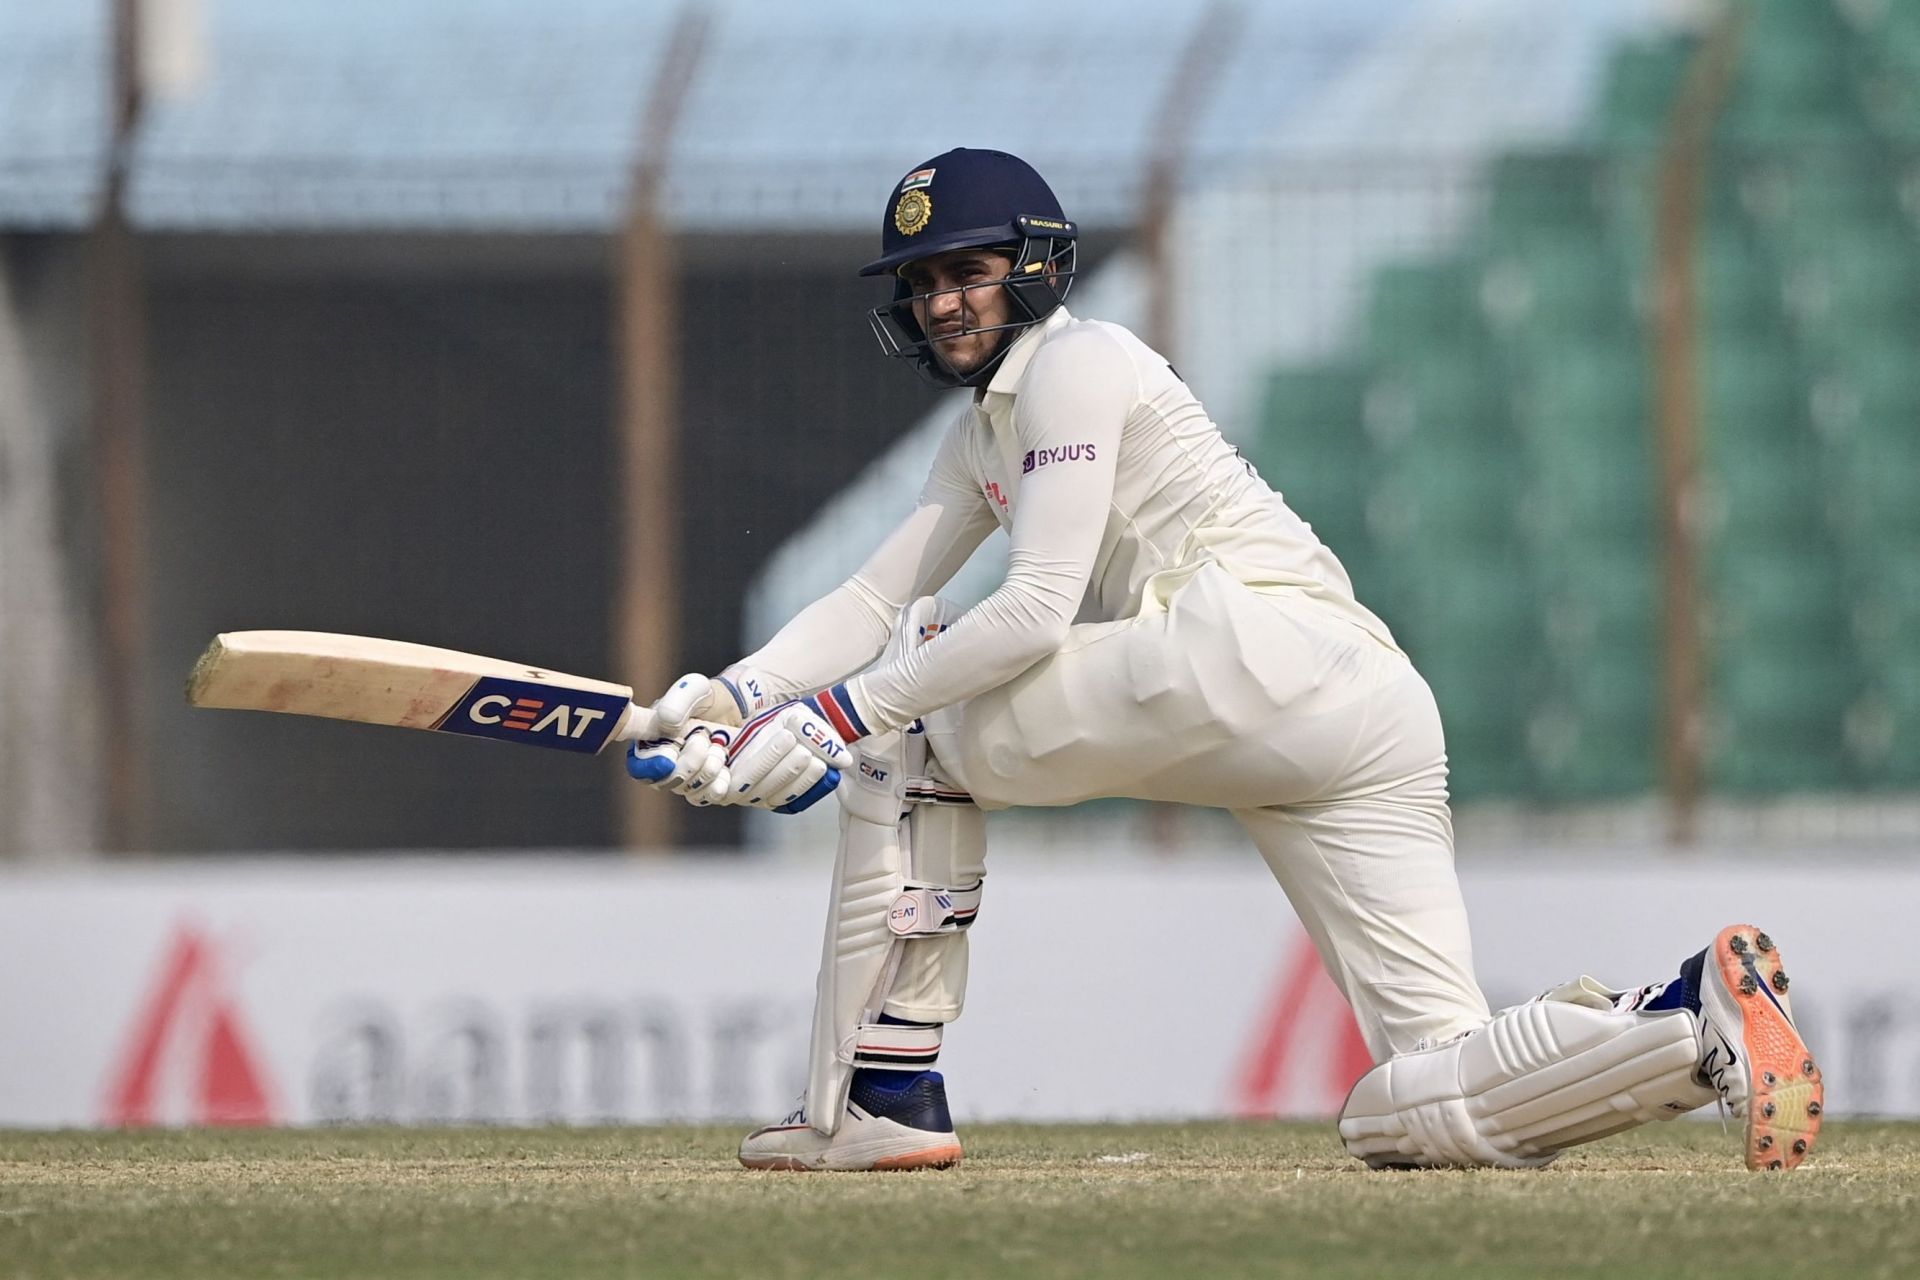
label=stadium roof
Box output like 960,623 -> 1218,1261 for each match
0,0 -> 1418,233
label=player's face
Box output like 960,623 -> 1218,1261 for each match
899,250 -> 1016,377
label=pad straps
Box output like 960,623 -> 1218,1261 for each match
887,880 -> 983,936
851,1020 -> 943,1071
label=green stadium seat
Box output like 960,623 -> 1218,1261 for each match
1775,227 -> 1920,331
1254,365 -> 1370,530
1364,261 -> 1490,354
1856,1 -> 1920,139
1362,348 -> 1509,447
1377,551 -> 1538,652
1368,434 -> 1525,546
1708,643 -> 1857,792
1249,12 -> 1908,805
1526,466 -> 1656,552
1483,152 -> 1611,233
1479,234 -> 1637,342
1865,657 -> 1920,785
1536,548 -> 1658,654
1529,715 -> 1661,799
1742,0 -> 1856,49
1844,541 -> 1920,667
1514,345 -> 1656,545
1831,423 -> 1920,545
1700,428 -> 1828,544
1696,228 -> 1791,339
1699,332 -> 1806,441
1258,365 -> 1369,440
1736,155 -> 1905,244
1253,365 -> 1380,604
1708,542 -> 1851,652
1386,597 -> 1539,800
1591,38 -> 1697,148
1529,645 -> 1661,799
1711,726 -> 1851,793
1720,0 -> 1867,144
1514,341 -> 1650,432
1806,335 -> 1920,438
1420,657 -> 1536,801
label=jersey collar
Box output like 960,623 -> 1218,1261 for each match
983,306 -> 1073,398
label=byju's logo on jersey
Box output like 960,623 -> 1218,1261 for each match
439,677 -> 630,753
1021,443 -> 1097,474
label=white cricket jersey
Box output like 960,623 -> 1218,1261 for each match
738,306 -> 1398,736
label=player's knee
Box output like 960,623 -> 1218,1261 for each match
1339,994 -> 1710,1169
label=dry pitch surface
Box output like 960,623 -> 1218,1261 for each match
4,1122 -> 1918,1279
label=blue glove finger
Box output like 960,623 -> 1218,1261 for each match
773,768 -> 841,815
626,740 -> 678,783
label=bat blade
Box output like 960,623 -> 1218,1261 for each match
187,630 -> 652,754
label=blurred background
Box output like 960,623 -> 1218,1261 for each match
6,0 -> 1917,863
2,0 -> 1919,1130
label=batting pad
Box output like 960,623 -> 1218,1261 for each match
803,598 -> 983,1137
1339,991 -> 1714,1169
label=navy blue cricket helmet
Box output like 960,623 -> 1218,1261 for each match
862,148 -> 1078,388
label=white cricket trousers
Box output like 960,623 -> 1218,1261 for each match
923,562 -> 1492,1060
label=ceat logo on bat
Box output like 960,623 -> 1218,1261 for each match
438,676 -> 631,753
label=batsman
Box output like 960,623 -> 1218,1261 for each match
628,148 -> 1823,1173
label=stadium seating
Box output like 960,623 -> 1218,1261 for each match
1591,37 -> 1696,148
1251,2 -> 1917,802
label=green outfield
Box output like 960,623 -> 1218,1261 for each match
4,1121 -> 1917,1279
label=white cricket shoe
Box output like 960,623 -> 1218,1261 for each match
1692,923 -> 1824,1170
738,1070 -> 963,1172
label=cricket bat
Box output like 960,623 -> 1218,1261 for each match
186,630 -> 660,755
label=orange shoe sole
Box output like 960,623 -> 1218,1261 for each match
873,1144 -> 963,1171
1713,924 -> 1823,1171
740,1143 -> 963,1172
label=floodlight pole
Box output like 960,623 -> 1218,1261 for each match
1136,1 -> 1240,851
1141,0 -> 1242,363
615,5 -> 712,853
92,0 -> 151,853
1653,8 -> 1743,847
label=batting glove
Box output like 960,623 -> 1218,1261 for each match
721,697 -> 850,814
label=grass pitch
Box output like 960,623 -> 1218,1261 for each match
4,1122 -> 1918,1279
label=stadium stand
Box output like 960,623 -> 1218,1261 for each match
1256,2 -> 1918,802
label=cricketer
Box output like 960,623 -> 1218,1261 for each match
626,148 -> 1822,1173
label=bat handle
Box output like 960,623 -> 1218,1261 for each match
615,702 -> 662,744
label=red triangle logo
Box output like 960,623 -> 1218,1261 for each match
1230,933 -> 1374,1117
102,925 -> 277,1126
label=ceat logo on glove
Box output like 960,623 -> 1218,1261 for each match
798,717 -> 847,763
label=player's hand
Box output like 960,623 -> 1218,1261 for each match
625,720 -> 734,803
627,672 -> 749,804
651,672 -> 748,733
722,698 -> 849,814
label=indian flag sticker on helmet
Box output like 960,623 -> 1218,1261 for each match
894,189 -> 932,236
900,168 -> 936,191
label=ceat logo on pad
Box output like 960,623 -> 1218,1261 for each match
438,676 -> 630,753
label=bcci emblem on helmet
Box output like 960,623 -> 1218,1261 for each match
861,147 -> 1079,389
894,189 -> 932,236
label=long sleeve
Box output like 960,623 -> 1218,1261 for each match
842,326 -> 1134,734
735,415 -> 998,699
